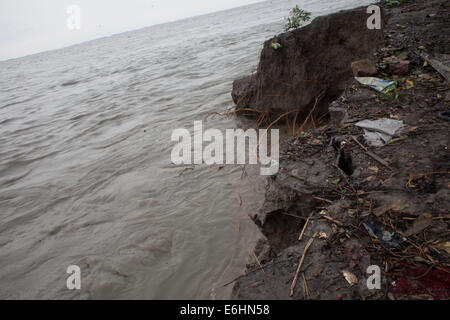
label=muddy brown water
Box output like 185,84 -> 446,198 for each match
0,0 -> 374,299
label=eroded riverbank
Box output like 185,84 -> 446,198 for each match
231,0 -> 449,300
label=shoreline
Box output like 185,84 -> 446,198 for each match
231,0 -> 449,300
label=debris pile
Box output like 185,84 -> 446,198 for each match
230,0 -> 449,300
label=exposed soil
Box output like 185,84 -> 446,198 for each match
231,0 -> 449,300
231,6 -> 385,120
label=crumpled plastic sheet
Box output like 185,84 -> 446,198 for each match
363,219 -> 406,248
355,77 -> 396,93
355,118 -> 405,146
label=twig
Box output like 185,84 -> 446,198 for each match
387,137 -> 407,145
351,135 -> 368,152
298,214 -> 313,241
288,173 -> 307,181
221,258 -> 296,287
351,136 -> 391,169
312,196 -> 333,204
321,215 -> 344,226
290,237 -> 314,297
281,212 -> 307,220
252,251 -> 279,299
366,151 -> 391,169
302,273 -> 311,299
294,92 -> 325,136
253,109 -> 299,162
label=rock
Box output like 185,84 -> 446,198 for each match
389,60 -> 410,75
351,59 -> 379,77
421,53 -> 450,82
231,6 -> 385,119
329,104 -> 349,127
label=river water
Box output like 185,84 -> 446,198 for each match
0,0 -> 374,299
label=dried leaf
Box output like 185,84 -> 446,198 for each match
317,232 -> 328,239
342,270 -> 358,286
396,52 -> 408,60
434,242 -> 450,254
368,167 -> 379,174
347,209 -> 358,217
404,80 -> 414,89
374,200 -> 409,217
404,213 -> 432,237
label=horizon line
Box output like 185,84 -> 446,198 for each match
0,0 -> 268,63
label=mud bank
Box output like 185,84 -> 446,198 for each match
231,0 -> 449,300
231,5 -> 385,121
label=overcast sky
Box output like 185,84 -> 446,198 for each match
0,0 -> 265,61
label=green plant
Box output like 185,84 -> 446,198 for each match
380,88 -> 406,108
284,5 -> 311,32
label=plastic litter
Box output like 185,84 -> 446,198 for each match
271,42 -> 283,50
355,77 -> 396,93
355,118 -> 405,146
404,80 -> 414,89
363,218 -> 406,248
